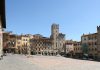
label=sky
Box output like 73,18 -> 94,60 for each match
6,0 -> 100,41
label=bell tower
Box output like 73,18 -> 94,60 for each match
51,23 -> 59,50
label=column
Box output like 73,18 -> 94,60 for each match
0,17 -> 3,57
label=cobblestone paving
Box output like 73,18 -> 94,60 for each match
0,54 -> 100,70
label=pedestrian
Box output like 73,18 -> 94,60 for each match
0,55 -> 3,60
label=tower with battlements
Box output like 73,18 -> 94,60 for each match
97,26 -> 100,60
51,23 -> 59,50
51,23 -> 65,54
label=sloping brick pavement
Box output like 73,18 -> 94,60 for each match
0,54 -> 41,70
0,54 -> 100,70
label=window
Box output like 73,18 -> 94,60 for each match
88,48 -> 90,51
84,38 -> 86,40
56,43 -> 57,47
95,48 -> 97,51
60,43 -> 61,46
23,39 -> 25,41
26,39 -> 27,41
74,48 -> 75,51
18,42 -> 20,44
92,48 -> 94,51
95,42 -> 97,45
95,36 -> 97,40
88,43 -> 91,46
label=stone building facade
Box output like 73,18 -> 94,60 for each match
0,0 -> 6,58
81,33 -> 98,59
2,24 -> 65,56
30,37 -> 53,55
51,24 -> 65,54
2,32 -> 17,53
3,32 -> 10,53
30,23 -> 65,55
81,26 -> 100,60
65,40 -> 82,58
16,34 -> 31,54
0,18 -> 3,56
65,40 -> 75,56
73,41 -> 82,58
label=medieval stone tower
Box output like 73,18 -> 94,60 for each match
51,23 -> 59,50
97,26 -> 100,60
51,23 -> 65,54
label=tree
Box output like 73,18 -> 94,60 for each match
82,43 -> 88,56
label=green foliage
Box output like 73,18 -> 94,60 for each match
82,43 -> 88,54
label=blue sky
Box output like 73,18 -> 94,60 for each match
6,0 -> 100,41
